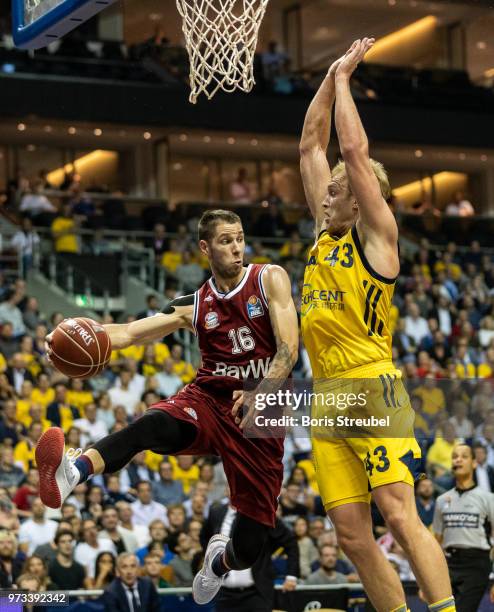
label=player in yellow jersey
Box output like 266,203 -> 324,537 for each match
299,39 -> 454,612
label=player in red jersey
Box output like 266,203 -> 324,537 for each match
35,209 -> 299,604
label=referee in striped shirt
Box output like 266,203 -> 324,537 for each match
433,443 -> 494,612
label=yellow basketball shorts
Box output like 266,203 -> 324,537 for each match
310,365 -> 422,511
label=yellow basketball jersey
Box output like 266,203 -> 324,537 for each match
301,226 -> 396,378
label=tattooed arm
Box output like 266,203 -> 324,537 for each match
232,265 -> 299,428
261,265 -> 299,380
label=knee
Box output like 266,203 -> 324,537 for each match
383,508 -> 418,544
335,524 -> 371,559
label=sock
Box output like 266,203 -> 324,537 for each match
211,552 -> 230,577
429,596 -> 456,612
74,455 -> 94,484
390,605 -> 407,612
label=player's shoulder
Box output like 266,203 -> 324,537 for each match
260,263 -> 289,282
259,264 -> 290,297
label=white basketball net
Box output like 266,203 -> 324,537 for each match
176,0 -> 269,104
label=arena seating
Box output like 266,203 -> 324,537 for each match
1,207 -> 494,608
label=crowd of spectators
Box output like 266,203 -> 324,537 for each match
1,203 -> 494,603
398,191 -> 476,219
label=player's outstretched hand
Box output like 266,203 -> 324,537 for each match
232,389 -> 257,430
335,37 -> 375,79
327,39 -> 359,78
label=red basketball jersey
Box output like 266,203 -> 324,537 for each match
192,263 -> 276,393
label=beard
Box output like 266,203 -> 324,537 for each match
214,260 -> 242,279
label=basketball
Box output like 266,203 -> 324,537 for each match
49,317 -> 112,379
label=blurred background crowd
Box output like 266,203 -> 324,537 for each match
0,207 -> 494,600
0,0 -> 493,607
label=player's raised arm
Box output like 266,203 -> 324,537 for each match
104,295 -> 195,349
334,38 -> 398,249
300,42 -> 359,235
232,265 -> 298,429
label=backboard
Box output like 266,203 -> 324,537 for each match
12,0 -> 118,49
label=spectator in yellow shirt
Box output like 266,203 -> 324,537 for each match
477,347 -> 494,379
412,377 -> 445,418
161,239 -> 183,274
170,344 -> 195,384
154,342 -> 171,365
51,204 -> 79,253
65,426 -> 82,451
119,344 -> 145,362
411,395 -> 430,438
433,253 -> 461,281
249,242 -> 271,265
16,380 -> 35,427
66,378 -> 94,415
297,454 -> 320,495
19,335 -> 40,378
190,247 -> 209,270
31,373 -> 55,412
46,383 -> 80,432
426,421 -> 458,478
140,345 -> 160,377
24,405 -> 51,432
168,455 -> 199,495
279,231 -> 304,259
138,343 -> 170,377
454,341 -> 477,379
145,450 -> 164,473
14,422 -> 43,471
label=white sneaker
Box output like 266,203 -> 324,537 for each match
35,427 -> 81,509
192,534 -> 230,604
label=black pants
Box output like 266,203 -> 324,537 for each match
447,548 -> 491,612
215,586 -> 269,612
92,409 -> 269,571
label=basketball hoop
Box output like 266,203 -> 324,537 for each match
175,0 -> 269,104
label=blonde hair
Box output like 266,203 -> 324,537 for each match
332,158 -> 391,201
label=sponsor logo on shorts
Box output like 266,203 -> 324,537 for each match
183,406 -> 198,420
205,311 -> 219,329
247,294 -> 264,318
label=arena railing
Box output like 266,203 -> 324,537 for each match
59,584 -> 370,612
65,584 -> 364,596
34,190 -> 494,245
400,212 -> 494,250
